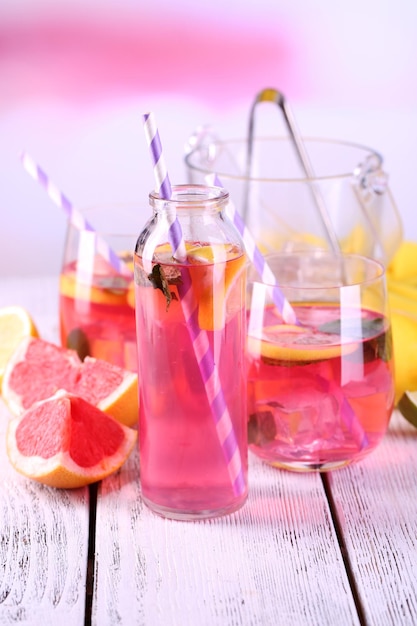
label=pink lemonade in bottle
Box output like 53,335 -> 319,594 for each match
247,303 -> 395,470
134,242 -> 248,519
60,256 -> 137,370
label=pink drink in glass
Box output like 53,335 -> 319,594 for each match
135,243 -> 248,518
247,303 -> 395,470
60,257 -> 137,370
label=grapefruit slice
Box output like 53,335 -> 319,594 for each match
0,306 -> 39,389
2,337 -> 138,427
6,390 -> 137,488
75,357 -> 138,427
2,336 -> 81,414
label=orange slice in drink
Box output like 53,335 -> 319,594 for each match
247,324 -> 358,363
187,244 -> 246,331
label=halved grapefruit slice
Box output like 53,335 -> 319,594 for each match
6,390 -> 137,488
2,337 -> 81,414
75,357 -> 138,427
2,337 -> 138,427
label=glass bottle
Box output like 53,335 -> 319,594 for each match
134,184 -> 248,520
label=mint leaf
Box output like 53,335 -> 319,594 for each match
148,264 -> 179,311
318,317 -> 385,339
318,317 -> 391,362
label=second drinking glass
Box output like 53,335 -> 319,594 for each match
59,204 -> 138,370
247,251 -> 395,471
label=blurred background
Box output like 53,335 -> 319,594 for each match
1,0 -> 416,276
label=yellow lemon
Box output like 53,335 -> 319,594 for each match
387,241 -> 417,283
388,288 -> 417,318
388,279 -> 417,305
340,223 -> 369,255
0,306 -> 39,390
390,309 -> 417,403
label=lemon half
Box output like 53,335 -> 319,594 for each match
0,306 -> 39,389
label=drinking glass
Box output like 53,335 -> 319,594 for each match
59,204 -> 140,371
246,251 -> 395,471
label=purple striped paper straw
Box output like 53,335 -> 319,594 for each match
143,112 -> 187,262
206,173 -> 298,325
20,152 -> 132,277
175,269 -> 246,494
142,112 -> 246,496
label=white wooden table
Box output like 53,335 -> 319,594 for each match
0,276 -> 416,626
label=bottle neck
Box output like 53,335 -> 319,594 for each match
149,184 -> 229,217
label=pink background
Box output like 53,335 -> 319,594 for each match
1,0 -> 416,275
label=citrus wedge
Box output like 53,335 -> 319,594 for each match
397,391 -> 417,428
75,357 -> 138,427
2,337 -> 82,415
2,337 -> 139,427
187,244 -> 246,331
0,306 -> 39,390
6,390 -> 137,489
60,273 -> 130,307
248,324 -> 358,363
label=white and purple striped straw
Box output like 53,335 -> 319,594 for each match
143,112 -> 187,262
142,112 -> 246,496
206,173 -> 298,325
20,152 -> 132,277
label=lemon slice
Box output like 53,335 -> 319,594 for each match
187,243 -> 230,264
397,391 -> 417,428
0,306 -> 39,388
248,323 -> 358,363
60,272 -> 131,306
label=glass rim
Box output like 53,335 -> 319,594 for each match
185,135 -> 384,183
149,183 -> 229,208
249,251 -> 385,290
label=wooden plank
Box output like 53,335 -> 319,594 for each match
93,450 -> 360,625
0,277 -> 90,624
327,410 -> 417,626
